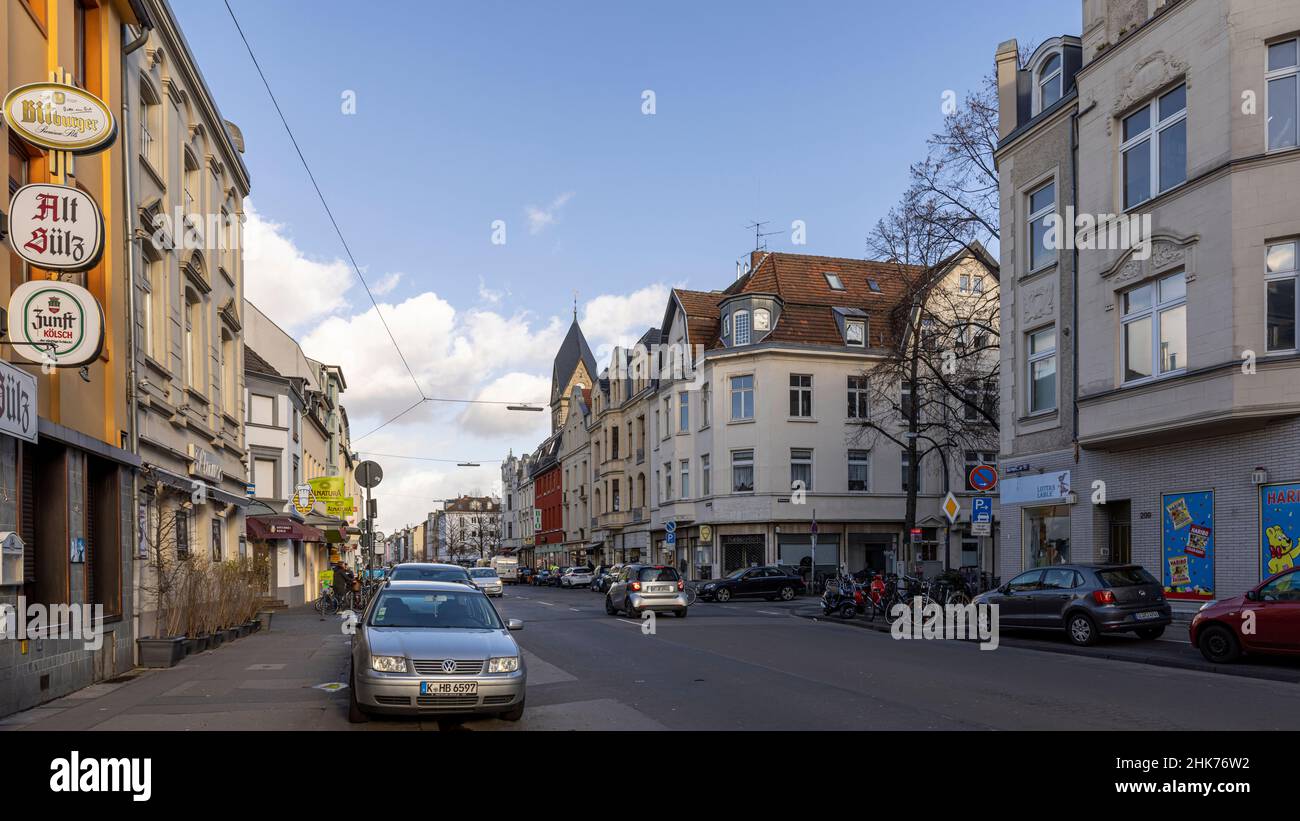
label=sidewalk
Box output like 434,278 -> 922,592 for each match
793,605 -> 1300,685
0,606 -> 356,731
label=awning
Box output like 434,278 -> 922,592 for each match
246,516 -> 324,543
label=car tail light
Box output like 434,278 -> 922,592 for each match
677,580 -> 685,591
1092,589 -> 1116,605
631,581 -> 642,592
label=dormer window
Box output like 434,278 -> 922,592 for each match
1038,52 -> 1063,111
753,308 -> 770,331
733,310 -> 751,345
722,313 -> 730,337
824,272 -> 845,290
845,320 -> 865,347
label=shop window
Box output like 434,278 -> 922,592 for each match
1024,505 -> 1071,567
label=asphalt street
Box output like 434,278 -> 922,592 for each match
4,583 -> 1298,731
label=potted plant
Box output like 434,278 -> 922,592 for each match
137,496 -> 190,667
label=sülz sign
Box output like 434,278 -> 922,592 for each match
0,360 -> 37,443
8,280 -> 105,367
3,82 -> 116,154
6,183 -> 104,272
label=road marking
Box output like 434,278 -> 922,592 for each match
537,601 -> 555,606
570,608 -> 582,612
617,619 -> 641,626
756,610 -> 781,616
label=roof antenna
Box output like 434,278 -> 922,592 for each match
744,220 -> 779,252
572,289 -> 578,321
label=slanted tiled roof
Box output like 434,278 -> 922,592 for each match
672,288 -> 724,349
244,346 -> 280,376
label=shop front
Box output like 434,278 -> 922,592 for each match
246,515 -> 324,606
1001,470 -> 1075,570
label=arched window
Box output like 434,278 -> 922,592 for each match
221,328 -> 236,415
1037,52 -> 1063,111
753,308 -> 771,331
733,310 -> 751,345
184,288 -> 202,390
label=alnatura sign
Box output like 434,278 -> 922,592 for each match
3,82 -> 116,153
7,280 -> 105,368
0,360 -> 38,443
6,183 -> 104,272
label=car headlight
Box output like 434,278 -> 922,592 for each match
370,655 -> 407,673
488,656 -> 519,673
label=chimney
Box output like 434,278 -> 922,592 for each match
995,39 -> 1020,140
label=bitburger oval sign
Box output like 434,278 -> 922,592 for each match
6,183 -> 105,272
3,82 -> 116,153
7,280 -> 106,367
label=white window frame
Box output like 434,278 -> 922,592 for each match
845,319 -> 865,347
1266,37 -> 1299,152
1265,239 -> 1298,353
678,390 -> 689,431
1036,51 -> 1063,113
733,309 -> 751,345
847,450 -> 870,492
1026,325 -> 1057,414
1120,84 -> 1187,209
824,272 -> 845,290
701,453 -> 711,496
680,459 -> 690,498
847,375 -> 869,420
753,308 -> 771,331
731,449 -> 755,493
1027,179 -> 1057,273
790,448 -> 813,492
789,373 -> 813,418
901,450 -> 921,494
1120,270 -> 1187,385
730,374 -> 754,421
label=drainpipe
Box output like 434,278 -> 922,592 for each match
1071,109 -> 1080,460
122,21 -> 150,661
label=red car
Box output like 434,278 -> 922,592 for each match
1189,567 -> 1300,662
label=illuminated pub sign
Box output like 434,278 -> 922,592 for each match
3,82 -> 117,153
6,183 -> 105,272
6,280 -> 105,368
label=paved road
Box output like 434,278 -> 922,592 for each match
5,584 -> 1298,731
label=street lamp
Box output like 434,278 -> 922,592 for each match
507,404 -> 544,412
457,462 -> 480,467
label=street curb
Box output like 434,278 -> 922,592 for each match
792,609 -> 1300,686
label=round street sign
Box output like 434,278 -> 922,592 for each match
969,464 -> 999,493
7,279 -> 105,367
355,460 -> 383,489
7,183 -> 105,272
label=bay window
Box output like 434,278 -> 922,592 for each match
1266,240 -> 1297,352
1121,270 -> 1186,383
1121,84 -> 1186,209
1267,38 -> 1298,151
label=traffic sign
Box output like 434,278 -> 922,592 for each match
664,520 -> 676,533
910,527 -> 923,543
969,464 -> 999,493
355,460 -> 383,489
941,492 -> 961,524
972,496 -> 993,524
971,521 -> 991,536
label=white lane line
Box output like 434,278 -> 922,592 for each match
569,608 -> 582,612
756,610 -> 781,616
537,601 -> 555,607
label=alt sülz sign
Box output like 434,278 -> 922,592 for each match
7,280 -> 105,367
6,183 -> 104,272
3,82 -> 116,154
0,360 -> 37,443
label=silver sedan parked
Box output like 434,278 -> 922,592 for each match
349,580 -> 526,722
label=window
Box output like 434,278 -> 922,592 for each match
1267,38 -> 1299,151
848,450 -> 870,491
1038,52 -> 1063,111
734,310 -> 751,345
901,451 -> 920,493
9,135 -> 33,294
249,394 -> 275,425
221,330 -> 236,415
847,375 -> 869,419
1027,180 -> 1056,271
867,278 -> 882,293
1266,240 -> 1297,351
184,294 -> 200,389
662,397 -> 672,438
211,518 -> 223,563
680,459 -> 690,498
175,509 -> 190,558
701,454 -> 711,496
789,374 -> 812,417
1024,505 -> 1071,567
701,384 -> 710,427
1121,84 -> 1187,209
753,308 -> 770,331
253,457 -> 277,498
722,313 -> 730,338
678,391 -> 689,431
824,272 -> 845,290
900,382 -> 915,419
1027,326 -> 1057,413
731,450 -> 754,492
1121,270 -> 1186,383
790,448 -> 813,491
140,79 -> 161,169
963,450 -> 998,491
292,455 -> 300,488
845,319 -> 865,346
184,151 -> 200,216
663,462 -> 672,501
730,374 -> 754,420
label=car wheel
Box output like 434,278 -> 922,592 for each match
499,698 -> 525,722
1066,612 -> 1098,646
674,608 -> 687,618
715,588 -> 732,603
624,599 -> 639,619
1136,626 -> 1165,640
347,665 -> 369,724
779,586 -> 795,601
1198,624 -> 1241,663
605,596 -> 617,616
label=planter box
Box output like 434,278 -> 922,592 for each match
257,611 -> 274,632
183,636 -> 204,655
209,631 -> 224,649
235,625 -> 249,639
223,628 -> 238,643
138,637 -> 185,668
244,620 -> 260,634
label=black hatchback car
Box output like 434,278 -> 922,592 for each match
698,565 -> 806,602
973,563 -> 1171,646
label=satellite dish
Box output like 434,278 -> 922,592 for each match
355,460 -> 383,489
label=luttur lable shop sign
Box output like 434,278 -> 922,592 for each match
6,183 -> 105,272
2,82 -> 116,153
7,280 -> 105,368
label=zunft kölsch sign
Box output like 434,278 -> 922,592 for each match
2,82 -> 116,153
7,280 -> 105,368
6,183 -> 105,272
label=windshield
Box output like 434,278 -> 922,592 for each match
725,568 -> 749,580
637,566 -> 680,582
469,568 -> 498,579
369,590 -> 503,629
390,566 -> 469,582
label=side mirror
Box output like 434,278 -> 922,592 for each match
999,584 -> 1012,595
507,619 -> 524,631
1245,590 -> 1259,602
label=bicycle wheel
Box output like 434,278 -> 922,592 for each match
685,587 -> 699,606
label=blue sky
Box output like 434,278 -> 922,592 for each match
173,0 -> 1077,529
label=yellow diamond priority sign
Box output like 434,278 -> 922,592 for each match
941,492 -> 961,524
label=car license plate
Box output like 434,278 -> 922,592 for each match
1135,611 -> 1162,621
649,584 -> 671,593
420,681 -> 478,695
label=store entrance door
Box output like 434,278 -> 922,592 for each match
1106,501 -> 1131,564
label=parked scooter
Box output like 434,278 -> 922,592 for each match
821,573 -> 864,619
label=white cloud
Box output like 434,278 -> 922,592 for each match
455,372 -> 553,439
526,191 -> 574,235
580,283 -> 672,359
478,277 -> 508,304
371,272 -> 403,296
242,203 -> 354,333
